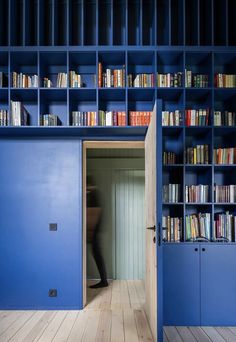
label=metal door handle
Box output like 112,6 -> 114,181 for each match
146,225 -> 156,232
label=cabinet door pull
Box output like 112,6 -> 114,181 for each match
194,248 -> 198,251
202,248 -> 206,252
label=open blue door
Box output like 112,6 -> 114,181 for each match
145,99 -> 163,341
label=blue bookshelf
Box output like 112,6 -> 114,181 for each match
0,0 -> 235,329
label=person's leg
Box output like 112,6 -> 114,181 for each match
90,229 -> 108,288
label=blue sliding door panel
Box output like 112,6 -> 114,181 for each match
201,245 -> 236,325
163,244 -> 200,326
0,139 -> 82,309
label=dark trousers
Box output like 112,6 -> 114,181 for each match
92,226 -> 107,283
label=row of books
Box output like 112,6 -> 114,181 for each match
0,72 -> 8,87
12,72 -> 38,88
69,71 -> 83,88
43,73 -> 68,88
214,147 -> 236,164
71,111 -> 126,126
163,184 -> 181,203
185,70 -> 209,88
98,63 -> 125,87
214,111 -> 236,126
185,185 -> 209,203
163,151 -> 176,165
129,111 -> 152,126
127,73 -> 155,88
185,145 -> 209,164
186,213 -> 211,241
214,185 -> 236,203
162,216 -> 182,242
213,212 -> 236,241
40,114 -> 61,126
10,101 -> 29,126
157,72 -> 183,87
0,109 -> 9,126
162,110 -> 182,126
185,109 -> 210,126
215,74 -> 236,88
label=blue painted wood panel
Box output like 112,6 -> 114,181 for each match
201,244 -> 236,325
0,139 -> 82,309
163,244 -> 200,326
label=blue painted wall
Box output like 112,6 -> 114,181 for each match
0,139 -> 83,309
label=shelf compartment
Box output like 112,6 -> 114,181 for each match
228,0 -> 236,46
10,89 -> 38,126
185,0 -> 198,46
185,167 -> 212,202
84,0 -> 96,45
40,52 -> 67,88
214,53 -> 236,79
10,52 -> 38,88
98,88 -> 126,125
54,0 -> 68,46
10,0 -> 24,46
214,89 -> 236,113
157,51 -> 184,75
0,0 -> 8,46
98,0 -> 112,45
0,52 -> 9,88
69,52 -> 96,88
69,0 -> 82,45
163,127 -> 184,164
40,89 -> 67,126
142,0 -> 155,45
156,0 -> 169,45
99,52 -> 126,87
128,0 -> 140,45
185,52 -> 212,87
199,0 -> 212,46
185,89 -> 212,110
39,0 -> 53,46
163,166 -> 183,202
25,0 -> 38,46
170,0 -> 183,46
185,128 -> 212,164
128,51 -> 155,81
113,0 -> 126,45
158,89 -> 184,123
214,0 -> 227,46
214,127 -> 236,150
69,88 -> 96,125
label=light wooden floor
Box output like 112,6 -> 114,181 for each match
1,280 -> 234,342
0,280 -> 153,342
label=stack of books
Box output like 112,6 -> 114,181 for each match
129,111 -> 152,126
0,109 -> 9,126
40,114 -> 61,126
185,109 -> 210,126
127,73 -> 155,87
213,212 -> 236,241
162,110 -> 182,126
162,216 -> 182,242
10,101 -> 29,126
56,73 -> 67,87
69,71 -> 82,87
163,151 -> 177,165
157,72 -> 182,87
185,185 -> 209,203
186,213 -> 211,241
185,145 -> 209,164
71,111 -> 97,126
214,111 -> 236,126
215,74 -> 236,88
214,147 -> 236,164
98,63 -> 125,87
12,72 -> 38,88
163,184 -> 181,203
214,185 -> 236,203
185,70 -> 209,87
98,111 -> 126,126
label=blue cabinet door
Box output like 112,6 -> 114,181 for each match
163,244 -> 200,325
0,139 -> 83,309
201,244 -> 236,325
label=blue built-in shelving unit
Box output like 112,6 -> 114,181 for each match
0,0 -> 236,327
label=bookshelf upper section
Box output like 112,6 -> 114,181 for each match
0,0 -> 235,47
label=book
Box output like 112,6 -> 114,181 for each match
185,108 -> 210,126
214,184 -> 236,203
162,110 -> 182,126
185,213 -> 211,241
69,71 -> 82,87
163,151 -> 176,164
12,72 -> 38,88
214,147 -> 236,164
0,109 -> 9,126
163,184 -> 181,203
185,185 -> 209,203
157,72 -> 182,87
10,101 -> 29,126
128,73 -> 155,87
185,69 -> 209,87
185,145 -> 209,164
213,212 -> 236,242
40,114 -> 62,126
214,111 -> 236,126
162,216 -> 182,242
215,74 -> 236,88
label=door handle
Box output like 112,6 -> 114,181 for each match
146,225 -> 156,232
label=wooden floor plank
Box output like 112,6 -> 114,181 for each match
163,330 -> 169,342
133,280 -> 145,307
0,311 -> 14,322
95,309 -> 112,342
9,311 -> 46,342
201,327 -> 226,342
123,309 -> 139,342
120,281 -> 131,310
111,280 -> 122,310
228,327 -> 236,336
216,327 -> 236,342
81,309 -> 100,342
0,311 -> 35,342
111,309 -> 125,342
127,281 -> 140,309
189,327 -> 212,342
67,311 -> 89,342
99,284 -> 113,310
134,309 -> 153,341
22,311 -> 56,342
52,311 -> 78,342
36,311 -> 67,342
176,327 -> 197,342
0,311 -> 25,337
164,327 -> 183,342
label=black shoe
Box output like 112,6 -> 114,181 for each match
89,281 -> 108,289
